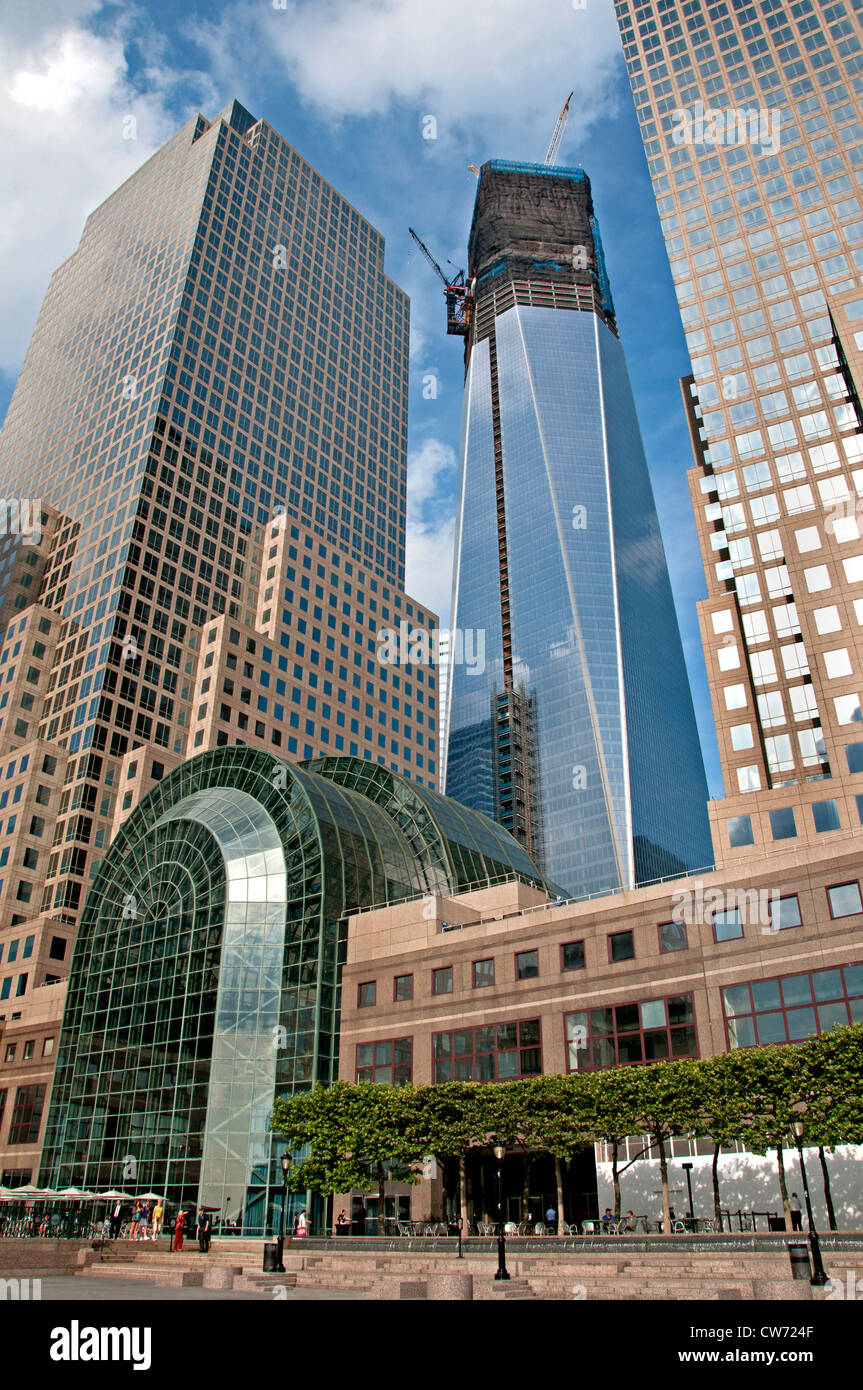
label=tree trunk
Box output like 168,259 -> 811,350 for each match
657,1135 -> 671,1235
712,1144 -> 722,1227
377,1161 -> 386,1236
555,1155 -> 565,1233
819,1147 -> 837,1231
458,1153 -> 468,1229
612,1140 -> 621,1220
776,1143 -> 791,1231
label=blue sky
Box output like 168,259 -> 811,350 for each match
0,0 -> 722,794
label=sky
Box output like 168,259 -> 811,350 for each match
0,0 -> 723,795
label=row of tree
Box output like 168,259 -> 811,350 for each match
271,1024 -> 863,1235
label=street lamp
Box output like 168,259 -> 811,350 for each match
790,1118 -> 828,1286
681,1162 -> 695,1225
492,1142 -> 510,1282
276,1153 -> 292,1274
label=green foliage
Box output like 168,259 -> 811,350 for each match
270,1027 -> 863,1205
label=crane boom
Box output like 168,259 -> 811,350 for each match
544,91 -> 573,166
409,227 -> 450,288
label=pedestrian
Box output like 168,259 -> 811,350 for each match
545,1204 -> 557,1234
172,1208 -> 186,1252
110,1201 -> 123,1240
152,1200 -> 163,1241
129,1204 -> 141,1240
295,1209 -> 307,1238
196,1208 -> 211,1253
335,1209 -> 350,1236
138,1203 -> 149,1241
790,1192 -> 803,1232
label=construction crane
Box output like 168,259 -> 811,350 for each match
544,91 -> 573,165
408,227 -> 471,337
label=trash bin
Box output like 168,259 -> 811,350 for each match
768,1216 -> 786,1232
787,1242 -> 811,1281
262,1241 -> 279,1272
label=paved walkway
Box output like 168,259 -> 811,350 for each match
33,1275 -> 361,1301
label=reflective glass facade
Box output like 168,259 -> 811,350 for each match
38,747 -> 547,1232
446,162 -> 712,896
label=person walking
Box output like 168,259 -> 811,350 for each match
171,1208 -> 187,1252
295,1209 -> 307,1238
152,1200 -> 163,1241
196,1208 -> 212,1253
138,1203 -> 149,1241
790,1192 -> 803,1231
110,1201 -> 123,1240
129,1204 -> 141,1241
545,1204 -> 557,1234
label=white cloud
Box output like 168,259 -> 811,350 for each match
195,0 -> 623,156
0,9 -> 215,374
405,435 -> 458,622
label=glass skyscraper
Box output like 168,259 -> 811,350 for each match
444,160 -> 712,896
613,0 -> 863,862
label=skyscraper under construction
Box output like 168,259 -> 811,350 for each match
444,160 -> 712,895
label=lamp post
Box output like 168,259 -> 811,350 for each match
681,1162 -> 695,1226
492,1142 -> 510,1281
276,1153 -> 292,1274
790,1119 -> 828,1286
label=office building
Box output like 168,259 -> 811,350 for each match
444,160 -> 712,895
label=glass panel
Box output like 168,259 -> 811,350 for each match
495,1023 -> 517,1050
610,932 -> 634,961
592,1037 -> 615,1068
659,921 -> 687,952
374,1041 -> 392,1066
849,998 -> 863,1023
393,1066 -> 411,1087
667,995 -> 694,1026
828,882 -> 862,916
781,974 -> 812,1007
433,1060 -> 452,1082
813,969 -> 844,1001
723,985 -> 751,1017
615,1003 -> 639,1032
786,1008 -> 817,1041
516,950 -> 538,979
817,1002 -> 849,1032
356,1044 -> 373,1067
670,1026 -> 697,1057
519,1048 -> 542,1075
475,1026 -> 496,1053
843,964 -> 863,996
476,1054 -> 495,1082
640,1000 -> 666,1030
752,980 -> 782,1011
643,1029 -> 670,1061
617,1034 -> 643,1064
496,1051 -> 518,1078
773,896 -> 801,929
590,1008 -> 614,1035
393,1040 -> 411,1065
373,1067 -> 391,1084
433,1032 -> 452,1058
453,1029 -> 473,1055
726,1016 -> 756,1048
454,1057 -> 473,1081
755,1012 -> 787,1044
562,941 -> 585,970
519,1019 -> 540,1046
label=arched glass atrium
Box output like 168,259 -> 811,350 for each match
39,748 -> 547,1233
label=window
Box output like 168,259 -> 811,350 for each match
357,981 -> 376,1008
723,961 -> 863,1049
827,882 -> 863,918
48,937 -> 66,961
769,807 -> 797,841
41,1037 -> 54,1058
608,930 -> 634,963
714,909 -> 743,942
566,994 -> 696,1071
770,895 -> 802,931
393,974 -> 413,1002
432,1019 -> 541,1082
659,920 -> 687,953
812,799 -> 840,833
561,940 -> 585,971
22,1041 -> 33,1060
8,1085 -> 45,1144
847,739 -> 863,779
4,1044 -> 15,1062
473,958 -> 495,988
355,1037 -> 412,1085
432,966 -> 452,995
727,814 -> 754,846
516,949 -> 538,980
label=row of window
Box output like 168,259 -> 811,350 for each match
727,798 -> 863,846
355,880 -> 863,1006
2,1037 -> 54,1064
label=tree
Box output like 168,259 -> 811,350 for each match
406,1082 -> 494,1225
693,1053 -> 755,1225
271,1081 -> 422,1234
580,1066 -> 647,1220
633,1060 -> 703,1234
484,1075 -> 593,1225
784,1024 -> 863,1231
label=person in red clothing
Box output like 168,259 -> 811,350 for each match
171,1209 -> 187,1252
